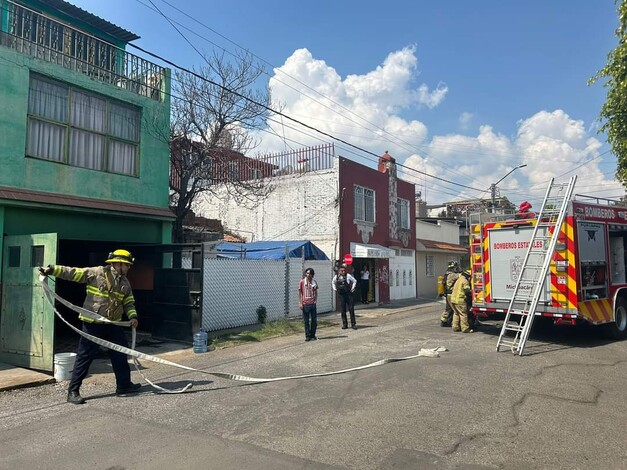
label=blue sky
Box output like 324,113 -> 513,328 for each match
73,0 -> 622,207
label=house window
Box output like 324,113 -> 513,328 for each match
248,168 -> 262,180
8,246 -> 21,268
395,269 -> 400,286
228,161 -> 239,180
409,270 -> 413,285
354,185 -> 375,222
396,198 -> 410,229
31,246 -> 44,267
426,255 -> 435,277
27,75 -> 140,176
403,270 -> 407,286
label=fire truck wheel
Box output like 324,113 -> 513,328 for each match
604,297 -> 627,340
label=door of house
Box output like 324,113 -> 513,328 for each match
0,233 -> 57,371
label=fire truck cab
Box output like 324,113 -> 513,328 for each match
469,196 -> 627,339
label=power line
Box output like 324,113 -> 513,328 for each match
134,0 -> 490,187
129,41 -> 486,192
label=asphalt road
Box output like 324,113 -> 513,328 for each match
1,304 -> 626,470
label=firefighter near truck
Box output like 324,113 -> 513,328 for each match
469,197 -> 627,340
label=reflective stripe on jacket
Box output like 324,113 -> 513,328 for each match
50,265 -> 137,323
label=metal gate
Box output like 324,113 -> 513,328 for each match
128,244 -> 203,343
0,233 -> 57,371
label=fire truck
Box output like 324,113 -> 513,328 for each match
469,196 -> 627,339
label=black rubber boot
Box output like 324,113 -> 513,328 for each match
116,382 -> 142,395
67,391 -> 86,405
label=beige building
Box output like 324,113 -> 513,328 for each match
415,219 -> 467,299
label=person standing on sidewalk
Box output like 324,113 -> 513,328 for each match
450,269 -> 474,333
39,249 -> 141,404
360,264 -> 370,304
298,267 -> 319,341
332,264 -> 357,329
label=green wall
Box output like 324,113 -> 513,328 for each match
3,206 -> 170,243
0,47 -> 172,209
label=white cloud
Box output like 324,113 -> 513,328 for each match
255,47 -> 622,207
256,46 -> 443,158
401,110 -> 622,206
459,112 -> 473,130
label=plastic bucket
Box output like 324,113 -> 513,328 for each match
54,352 -> 77,381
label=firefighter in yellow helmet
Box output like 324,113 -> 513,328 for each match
450,269 -> 474,333
39,249 -> 140,404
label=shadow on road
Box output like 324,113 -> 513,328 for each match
476,318 -> 618,356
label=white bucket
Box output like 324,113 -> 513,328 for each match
54,352 -> 77,381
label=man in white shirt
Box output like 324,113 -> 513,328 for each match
332,264 -> 357,329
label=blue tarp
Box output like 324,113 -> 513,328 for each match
215,240 -> 329,260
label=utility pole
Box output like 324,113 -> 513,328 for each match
490,164 -> 527,213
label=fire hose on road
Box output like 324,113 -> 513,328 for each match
40,275 -> 447,393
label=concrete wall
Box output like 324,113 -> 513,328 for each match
416,219 -> 460,244
415,251 -> 459,299
195,165 -> 340,259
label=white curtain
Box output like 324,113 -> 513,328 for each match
364,189 -> 375,222
28,76 -> 138,175
27,78 -> 68,160
28,77 -> 67,121
71,91 -> 105,132
70,129 -> 104,170
27,119 -> 65,161
109,103 -> 139,141
354,186 -> 363,220
108,140 -> 135,175
108,103 -> 138,175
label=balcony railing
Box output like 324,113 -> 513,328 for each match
261,143 -> 336,176
0,1 -> 165,100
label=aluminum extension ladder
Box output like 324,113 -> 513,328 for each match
496,175 -> 577,355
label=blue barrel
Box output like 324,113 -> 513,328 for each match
193,328 -> 208,353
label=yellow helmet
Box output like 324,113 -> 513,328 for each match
106,249 -> 134,265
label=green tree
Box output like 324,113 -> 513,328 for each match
589,0 -> 627,185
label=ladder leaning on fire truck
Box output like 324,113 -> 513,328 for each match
495,175 -> 577,355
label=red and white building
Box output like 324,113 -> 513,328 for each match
195,145 -> 417,303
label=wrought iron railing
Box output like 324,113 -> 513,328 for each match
0,1 -> 165,100
260,143 -> 336,176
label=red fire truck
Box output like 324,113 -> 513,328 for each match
469,196 -> 627,339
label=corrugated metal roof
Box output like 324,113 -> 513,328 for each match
0,186 -> 174,219
27,0 -> 140,42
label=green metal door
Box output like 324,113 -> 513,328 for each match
0,233 -> 57,371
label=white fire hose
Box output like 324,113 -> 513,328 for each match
40,276 -> 447,394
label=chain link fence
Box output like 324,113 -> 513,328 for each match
202,256 -> 333,331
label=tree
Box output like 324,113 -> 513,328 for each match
589,0 -> 627,185
168,51 -> 274,242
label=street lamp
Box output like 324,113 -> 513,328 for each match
490,164 -> 527,213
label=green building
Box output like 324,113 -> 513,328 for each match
0,0 -> 173,371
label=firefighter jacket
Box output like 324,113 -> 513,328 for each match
445,271 -> 460,295
450,275 -> 470,305
49,265 -> 137,323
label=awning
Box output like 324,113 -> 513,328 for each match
416,239 -> 467,253
350,242 -> 395,258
